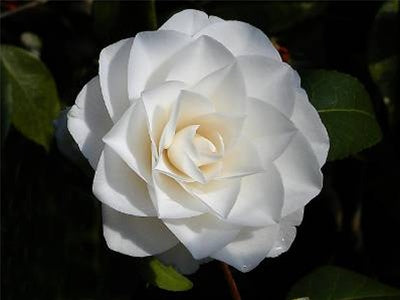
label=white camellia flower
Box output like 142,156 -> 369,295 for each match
67,9 -> 329,273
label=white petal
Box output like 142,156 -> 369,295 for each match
226,163 -> 284,227
163,214 -> 240,259
243,97 -> 297,164
102,204 -> 178,257
160,9 -> 211,36
268,208 -> 304,257
175,90 -> 215,130
268,225 -> 296,258
157,243 -> 199,275
99,38 -> 132,122
275,132 -> 323,217
154,151 -> 194,183
194,21 -> 281,61
164,36 -> 235,86
166,125 -> 206,183
217,136 -> 264,179
194,113 -> 245,151
103,101 -> 152,183
237,55 -> 295,117
190,62 -> 246,116
128,30 -> 191,99
55,108 -> 86,166
67,77 -> 113,168
211,225 -> 279,272
151,172 -> 208,218
181,178 -> 241,218
291,86 -> 329,167
141,81 -> 186,148
93,146 -> 156,216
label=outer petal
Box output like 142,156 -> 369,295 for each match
194,21 -> 281,61
163,36 -> 235,87
211,225 -> 279,272
150,172 -> 208,219
102,204 -> 178,257
243,97 -> 297,164
157,243 -> 199,275
128,30 -> 191,99
99,38 -> 132,122
191,62 -> 246,116
163,214 -> 241,259
237,55 -> 295,117
226,163 -> 284,227
275,132 -> 323,217
291,86 -> 329,167
160,9 -> 222,36
93,145 -> 156,216
103,101 -> 152,183
67,77 -> 113,168
268,209 -> 304,258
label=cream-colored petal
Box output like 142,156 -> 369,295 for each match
141,81 -> 186,149
167,125 -> 206,183
67,77 -> 113,168
217,136 -> 264,179
193,113 -> 245,151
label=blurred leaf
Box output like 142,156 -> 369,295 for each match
368,0 -> 398,129
142,257 -> 193,292
1,62 -> 12,144
0,45 -> 60,151
301,70 -> 382,161
287,266 -> 400,300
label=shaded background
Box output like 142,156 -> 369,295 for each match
1,1 -> 399,299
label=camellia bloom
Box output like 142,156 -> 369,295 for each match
67,9 -> 329,273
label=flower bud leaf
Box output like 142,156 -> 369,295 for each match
287,265 -> 400,300
0,45 -> 60,151
301,70 -> 382,161
141,257 -> 193,292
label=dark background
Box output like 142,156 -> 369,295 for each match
1,1 -> 399,299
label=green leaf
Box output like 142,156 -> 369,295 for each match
287,266 -> 400,300
0,45 -> 60,150
142,257 -> 193,292
301,70 -> 382,161
1,62 -> 12,145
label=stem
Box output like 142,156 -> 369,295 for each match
220,262 -> 242,300
147,0 -> 157,30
